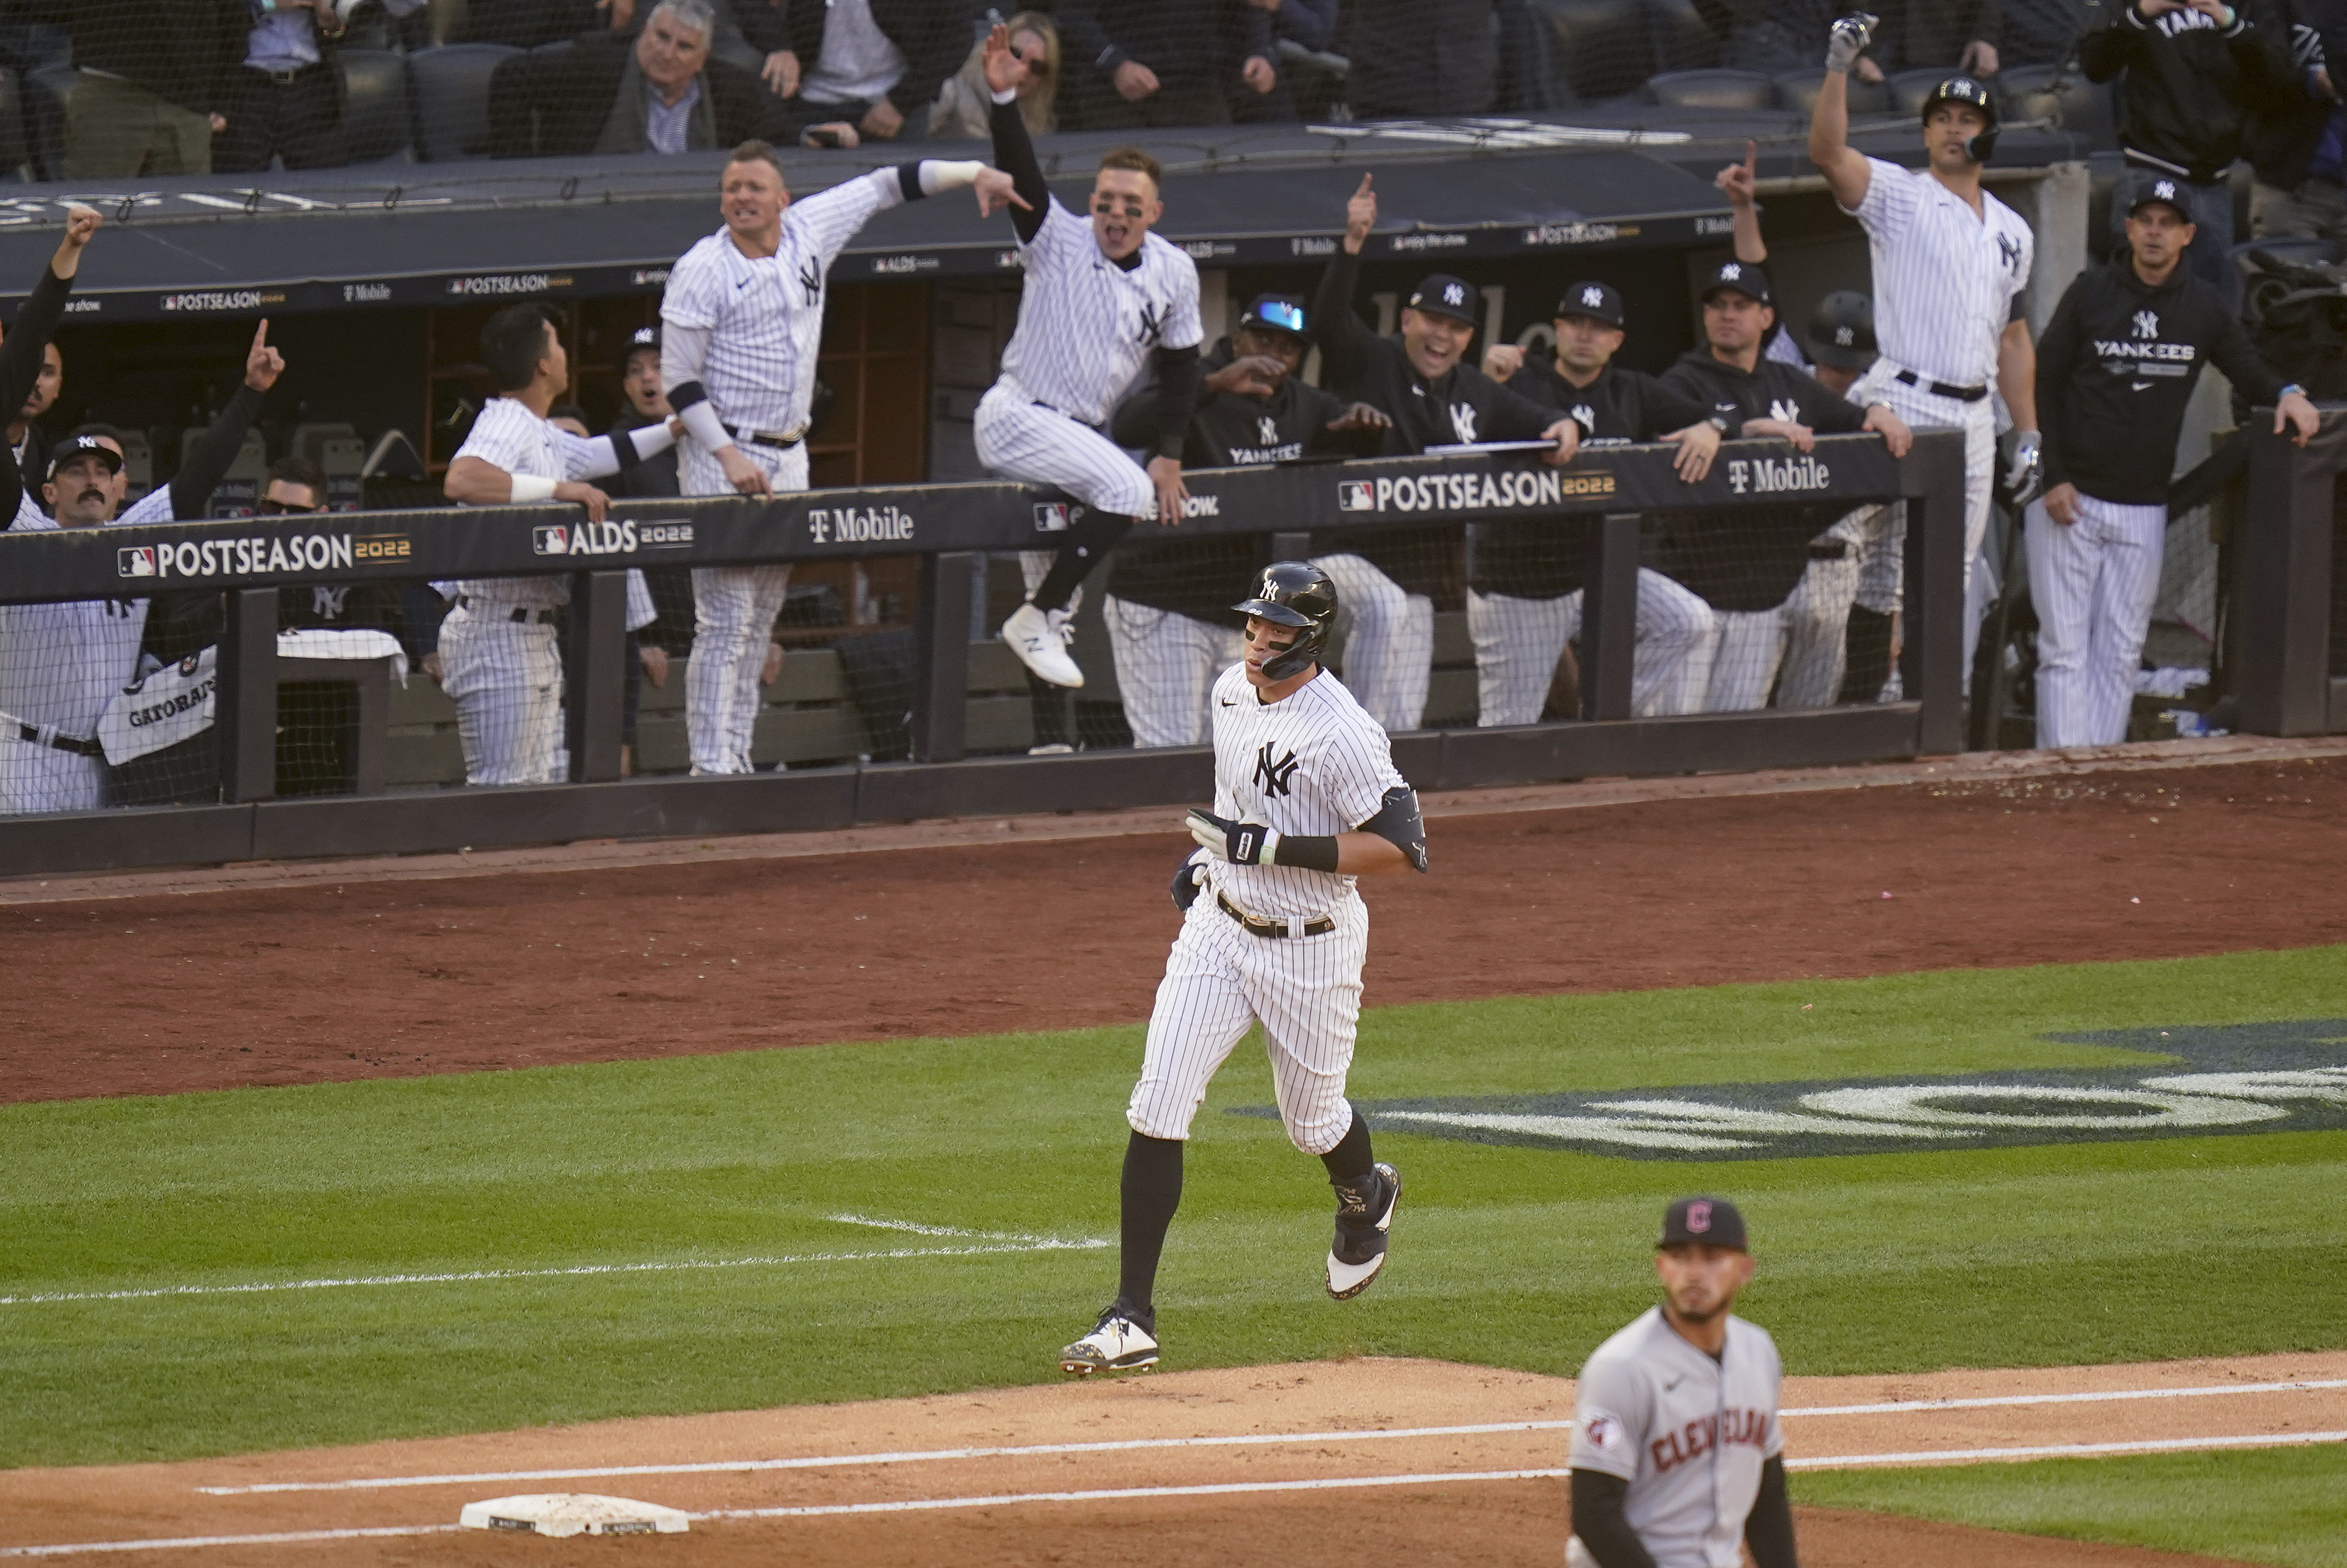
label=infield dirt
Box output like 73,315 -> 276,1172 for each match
3,753 -> 2343,1105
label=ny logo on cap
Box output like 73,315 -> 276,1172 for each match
1720,263 -> 1741,280
1580,285 -> 1605,308
1443,283 -> 1465,305
2155,180 -> 2178,202
1835,326 -> 1855,345
1687,1199 -> 1713,1233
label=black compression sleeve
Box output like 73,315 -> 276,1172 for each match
1270,833 -> 1340,872
989,95 -> 1049,245
1743,1454 -> 1799,1568
1571,1470 -> 1661,1568
0,411 -> 20,525
0,265 -> 70,421
1637,372 -> 1716,438
172,385 -> 265,519
1152,344 -> 1202,461
1311,247 -> 1373,390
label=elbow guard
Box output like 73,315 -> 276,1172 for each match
668,379 -> 708,413
1358,785 -> 1427,872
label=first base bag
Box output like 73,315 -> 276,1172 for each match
98,646 -> 217,765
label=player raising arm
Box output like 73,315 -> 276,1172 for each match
973,21 -> 1204,690
1810,15 -> 2036,675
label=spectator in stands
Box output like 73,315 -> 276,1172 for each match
1346,0 -> 1499,116
2081,0 -> 2288,287
932,11 -> 1058,139
216,0 -> 428,173
2248,0 -> 2346,242
488,0 -> 855,157
1880,0 -> 2003,76
1696,0 -> 1883,80
1234,0 -> 1336,120
1055,0 -> 1277,128
1099,294 -> 1390,747
2000,0 -> 2095,66
63,1 -> 247,177
727,0 -> 966,145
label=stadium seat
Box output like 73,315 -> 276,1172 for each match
1997,63 -> 2115,148
115,432 -> 153,502
406,43 -> 522,162
23,62 -> 73,183
334,50 -> 413,165
183,428 -> 268,482
1529,0 -> 1652,103
292,423 -> 360,467
1642,0 -> 1722,73
1647,68 -> 1775,111
1773,69 -> 1889,116
1885,67 -> 1950,119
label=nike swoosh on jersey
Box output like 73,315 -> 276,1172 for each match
1664,1375 -> 1686,1390
2131,380 -> 2153,391
1219,697 -> 1238,706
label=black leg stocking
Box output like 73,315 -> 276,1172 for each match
1031,510 -> 1135,612
1119,1130 -> 1183,1317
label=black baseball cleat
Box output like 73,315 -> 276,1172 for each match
1058,1300 -> 1159,1375
1326,1163 -> 1400,1300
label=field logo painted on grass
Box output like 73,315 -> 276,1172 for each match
1234,1019 -> 2347,1160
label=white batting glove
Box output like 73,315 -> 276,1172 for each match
2004,431 -> 2043,504
1825,11 -> 1877,72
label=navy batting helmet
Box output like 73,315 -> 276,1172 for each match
1232,560 -> 1337,681
1920,75 -> 1998,164
1805,290 -> 1876,370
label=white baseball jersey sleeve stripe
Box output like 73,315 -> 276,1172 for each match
1847,157 -> 2032,389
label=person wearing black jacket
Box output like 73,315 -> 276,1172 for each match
2081,0 -> 2290,286
1308,172 -> 1585,732
737,0 -> 967,144
1661,260 -> 1911,712
2030,173 -> 2318,747
1100,294 -> 1389,747
1473,282 -> 1724,725
63,0 -> 246,177
2247,0 -> 2347,242
1053,0 -> 1275,128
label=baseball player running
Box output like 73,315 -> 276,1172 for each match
440,304 -> 679,787
2030,171 -> 2317,747
1310,174 -> 1586,732
1810,20 -> 2037,678
1568,1197 -> 1797,1568
1,304 -> 280,815
1476,282 -> 1722,724
661,140 -> 1019,771
1662,261 -> 1912,711
1060,561 -> 1427,1376
1101,293 -> 1389,747
973,22 -> 1204,692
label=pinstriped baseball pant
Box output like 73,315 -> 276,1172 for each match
2025,493 -> 2166,747
1313,553 -> 1431,732
1103,597 -> 1244,748
1128,888 -> 1368,1155
681,439 -> 807,775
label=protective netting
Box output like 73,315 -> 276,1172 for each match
0,0 -> 2112,185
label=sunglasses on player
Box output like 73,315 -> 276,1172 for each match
255,496 -> 327,515
1246,301 -> 1307,335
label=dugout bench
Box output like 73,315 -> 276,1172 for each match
0,433 -> 1976,875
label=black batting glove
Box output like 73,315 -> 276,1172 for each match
1170,850 -> 1207,910
1187,807 -> 1270,865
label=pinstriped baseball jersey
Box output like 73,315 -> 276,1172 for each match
1206,662 -> 1406,924
0,486 -> 175,737
1844,157 -> 2031,389
1569,1307 -> 1785,1568
444,398 -> 651,611
661,169 -> 904,433
997,199 -> 1202,426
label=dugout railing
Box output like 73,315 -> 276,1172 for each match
2235,411 -> 2347,739
0,431 -> 1967,875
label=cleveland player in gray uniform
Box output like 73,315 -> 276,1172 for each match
1060,562 -> 1428,1376
1569,1198 -> 1797,1568
974,22 -> 1204,692
660,140 -> 1016,773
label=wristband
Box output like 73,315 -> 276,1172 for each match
1261,833 -> 1341,872
990,85 -> 1017,105
2279,384 -> 2307,398
917,159 -> 985,196
509,473 -> 557,503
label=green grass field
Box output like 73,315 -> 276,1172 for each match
4,945 -> 2343,1562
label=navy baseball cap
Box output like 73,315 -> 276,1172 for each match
617,324 -> 661,371
1659,1196 -> 1748,1251
1406,273 -> 1479,325
47,434 -> 122,479
1238,294 -> 1309,338
1700,259 -> 1772,306
2123,168 -> 2193,222
1556,281 -> 1626,328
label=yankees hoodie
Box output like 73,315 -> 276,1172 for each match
2035,252 -> 2289,506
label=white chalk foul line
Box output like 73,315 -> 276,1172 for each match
24,1439 -> 2347,1558
0,1237 -> 1106,1309
193,1377 -> 2347,1496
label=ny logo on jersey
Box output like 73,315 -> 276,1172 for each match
1769,397 -> 1801,423
312,585 -> 350,620
1996,232 -> 2024,272
1259,415 -> 1279,445
1135,300 -> 1165,346
1571,403 -> 1596,433
1253,742 -> 1301,798
1448,403 -> 1478,444
797,259 -> 823,306
2132,309 -> 2159,339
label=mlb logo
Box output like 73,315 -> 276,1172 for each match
532,524 -> 568,554
1338,480 -> 1375,512
117,547 -> 156,578
1033,502 -> 1071,533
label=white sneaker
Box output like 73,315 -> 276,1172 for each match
1001,602 -> 1085,688
1059,1303 -> 1158,1375
1326,1163 -> 1400,1300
